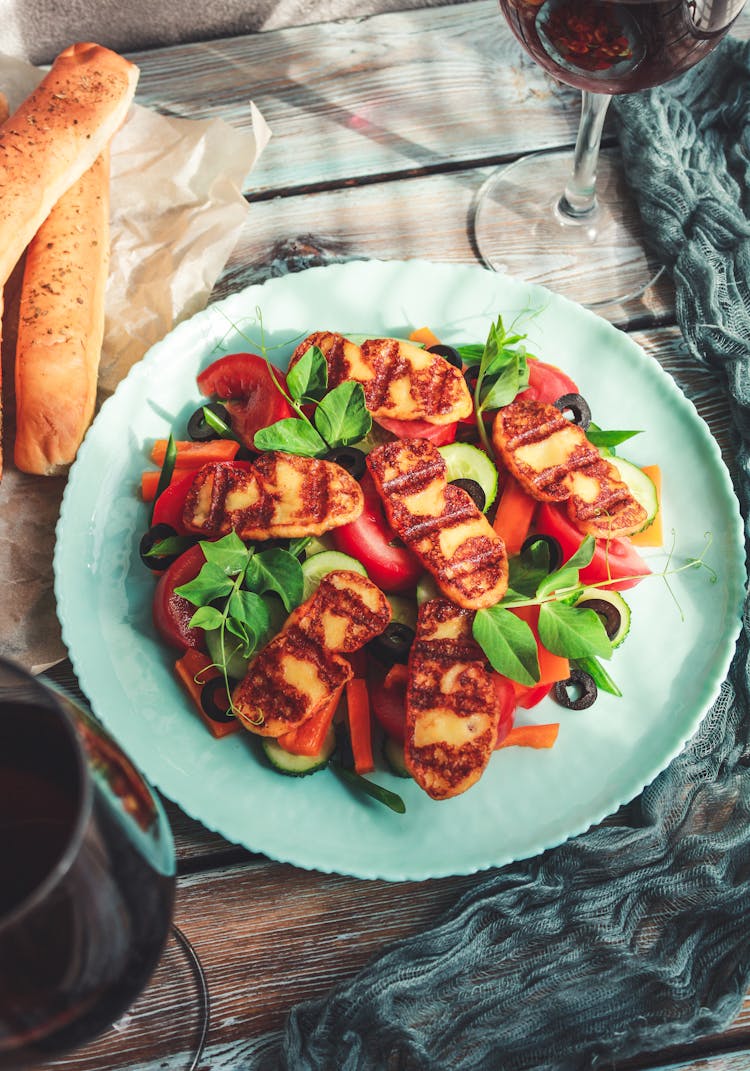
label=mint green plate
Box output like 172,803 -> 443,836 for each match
54,261 -> 745,881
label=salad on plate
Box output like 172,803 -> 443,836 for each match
136,313 -> 689,812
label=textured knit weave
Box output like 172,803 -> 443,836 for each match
281,38 -> 750,1071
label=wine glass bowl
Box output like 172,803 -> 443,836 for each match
474,0 -> 746,306
0,658 -> 176,1070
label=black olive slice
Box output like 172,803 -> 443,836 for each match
450,478 -> 486,512
553,669 -> 597,710
200,677 -> 235,724
369,622 -> 416,665
427,344 -> 463,369
520,533 -> 563,573
324,446 -> 367,480
139,523 -> 183,571
554,393 -> 592,431
463,366 -> 480,394
575,598 -> 622,641
187,401 -> 231,441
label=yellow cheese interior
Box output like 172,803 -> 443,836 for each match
343,339 -> 376,381
225,477 -> 260,513
278,654 -> 328,705
191,473 -> 215,526
567,470 -> 604,504
413,708 -> 486,748
320,610 -> 348,650
514,425 -> 582,473
268,459 -> 308,522
401,480 -> 446,517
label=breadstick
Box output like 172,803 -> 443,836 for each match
14,149 -> 110,474
0,42 -> 138,287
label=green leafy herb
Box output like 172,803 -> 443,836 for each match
573,656 -> 622,697
472,605 -> 540,686
149,432 -> 176,523
470,316 -> 532,456
201,405 -> 241,443
244,548 -> 304,612
254,418 -> 328,457
145,535 -> 194,558
314,381 -> 371,448
286,345 -> 328,402
586,424 -> 642,450
455,343 -> 485,366
538,602 -> 612,660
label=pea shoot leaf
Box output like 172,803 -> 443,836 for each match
480,347 -> 530,411
314,380 -> 372,448
200,530 -> 251,576
253,417 -> 328,457
227,589 -> 271,643
175,561 -> 234,607
188,605 -> 226,632
286,345 -> 328,403
538,602 -> 612,660
472,604 -> 540,685
586,425 -> 642,449
535,535 -> 595,599
245,548 -> 303,612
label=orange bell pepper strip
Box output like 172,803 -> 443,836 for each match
174,649 -> 240,739
150,439 -> 240,466
629,464 -> 662,547
496,723 -> 560,750
141,466 -> 200,502
346,677 -> 375,774
493,475 -> 537,554
511,604 -> 570,685
409,326 -> 442,349
277,686 -> 344,757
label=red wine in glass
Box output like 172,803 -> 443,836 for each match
473,0 -> 746,306
0,658 -> 176,1069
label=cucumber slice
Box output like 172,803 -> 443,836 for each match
261,725 -> 336,777
301,550 -> 367,600
607,456 -> 659,532
303,533 -> 335,558
575,587 -> 631,648
416,573 -> 441,606
387,594 -> 418,631
438,442 -> 498,511
382,735 -> 412,778
205,628 -> 251,681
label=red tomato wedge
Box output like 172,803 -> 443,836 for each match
197,353 -> 294,449
152,544 -> 207,651
332,473 -> 423,593
374,414 -> 458,446
492,674 -> 516,745
519,357 -> 579,405
535,503 -> 651,592
370,663 -> 408,743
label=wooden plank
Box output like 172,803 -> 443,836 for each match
128,2 -> 750,197
214,156 -> 679,321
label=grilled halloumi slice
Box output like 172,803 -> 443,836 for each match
232,570 -> 390,736
289,331 -> 472,425
405,598 -> 498,800
367,438 -> 508,609
492,398 -> 647,539
182,452 -> 363,540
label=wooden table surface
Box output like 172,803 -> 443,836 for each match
27,3 -> 750,1069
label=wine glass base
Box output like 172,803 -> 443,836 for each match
34,925 -> 210,1071
472,148 -> 664,310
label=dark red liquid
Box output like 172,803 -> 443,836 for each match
499,0 -> 745,93
0,698 -> 175,1069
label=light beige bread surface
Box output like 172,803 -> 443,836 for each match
14,149 -> 111,475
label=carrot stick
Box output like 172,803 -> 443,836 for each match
277,686 -> 343,757
630,464 -> 662,547
174,649 -> 240,739
150,439 -> 239,465
409,326 -> 442,349
493,475 -> 537,554
346,677 -> 375,774
496,723 -> 559,750
511,605 -> 570,684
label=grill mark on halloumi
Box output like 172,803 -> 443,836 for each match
492,398 -> 647,538
367,438 -> 508,609
405,599 -> 498,800
182,452 -> 363,540
232,571 -> 390,737
289,331 -> 472,424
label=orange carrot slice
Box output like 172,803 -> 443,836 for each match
497,723 -> 559,750
409,326 -> 442,349
493,475 -> 537,554
150,439 -> 239,466
277,686 -> 344,757
346,677 -> 375,774
141,466 -> 199,502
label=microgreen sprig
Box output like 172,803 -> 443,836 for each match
464,316 -> 532,457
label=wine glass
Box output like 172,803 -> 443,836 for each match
473,0 -> 746,307
0,657 -> 207,1070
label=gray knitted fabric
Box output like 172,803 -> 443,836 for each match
281,38 -> 750,1071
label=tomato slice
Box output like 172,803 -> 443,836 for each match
151,471 -> 198,534
492,674 -> 516,745
513,682 -> 554,709
197,353 -> 294,448
370,663 -> 408,742
374,415 -> 458,446
332,473 -> 423,593
519,357 -> 579,405
152,544 -> 207,651
535,502 -> 651,591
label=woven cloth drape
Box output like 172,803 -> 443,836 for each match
281,38 -> 750,1070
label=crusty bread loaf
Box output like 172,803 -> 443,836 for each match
0,43 -> 138,288
14,149 -> 110,475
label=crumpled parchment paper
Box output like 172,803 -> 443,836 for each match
0,51 -> 270,668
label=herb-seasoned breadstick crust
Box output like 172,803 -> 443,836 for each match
0,43 -> 138,287
14,150 -> 110,474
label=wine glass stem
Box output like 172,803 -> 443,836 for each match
558,90 -> 612,221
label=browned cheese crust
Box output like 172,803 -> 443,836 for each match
0,43 -> 139,287
232,571 -> 390,736
14,150 -> 110,474
289,331 -> 472,425
182,452 -> 364,539
492,397 -> 647,539
367,438 -> 508,609
405,598 -> 498,800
